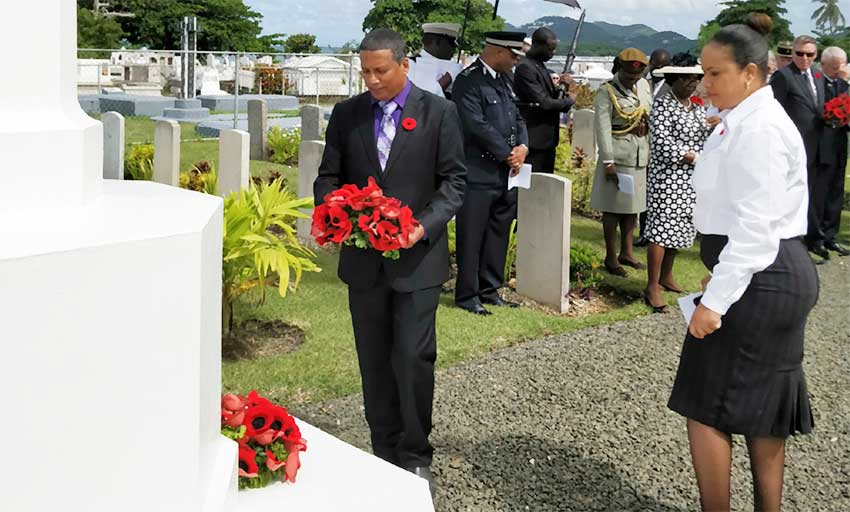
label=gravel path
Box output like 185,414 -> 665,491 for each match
296,260 -> 850,511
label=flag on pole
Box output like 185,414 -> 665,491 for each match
544,0 -> 582,8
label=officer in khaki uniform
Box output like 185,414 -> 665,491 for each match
590,47 -> 652,276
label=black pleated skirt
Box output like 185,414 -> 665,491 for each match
668,234 -> 819,438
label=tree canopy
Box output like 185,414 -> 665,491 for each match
362,0 -> 504,55
697,0 -> 793,48
77,6 -> 125,50
812,0 -> 847,36
283,34 -> 321,54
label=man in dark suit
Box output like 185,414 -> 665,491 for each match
314,28 -> 466,495
513,27 -> 575,174
817,46 -> 850,256
770,35 -> 830,260
452,32 -> 528,315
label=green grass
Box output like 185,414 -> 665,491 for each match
179,139 -> 295,184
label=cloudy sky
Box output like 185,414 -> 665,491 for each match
245,0 -> 828,47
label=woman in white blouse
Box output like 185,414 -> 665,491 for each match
667,14 -> 818,512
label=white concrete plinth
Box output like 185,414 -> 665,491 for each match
0,181 -> 238,512
236,419 -> 434,512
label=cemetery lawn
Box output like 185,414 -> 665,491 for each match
222,212 -> 850,407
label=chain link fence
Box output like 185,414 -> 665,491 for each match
77,48 -> 366,106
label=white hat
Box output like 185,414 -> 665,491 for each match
523,37 -> 532,46
652,65 -> 704,77
422,23 -> 462,40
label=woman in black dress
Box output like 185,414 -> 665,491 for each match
667,14 -> 819,511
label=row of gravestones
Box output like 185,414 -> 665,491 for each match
293,109 -> 583,314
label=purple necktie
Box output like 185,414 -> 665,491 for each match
377,101 -> 397,171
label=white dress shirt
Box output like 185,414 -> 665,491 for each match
804,68 -> 817,100
692,86 -> 809,315
407,49 -> 463,98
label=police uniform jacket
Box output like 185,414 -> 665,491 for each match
452,58 -> 529,187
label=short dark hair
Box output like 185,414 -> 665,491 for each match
360,28 -> 406,62
710,13 -> 772,80
532,27 -> 557,45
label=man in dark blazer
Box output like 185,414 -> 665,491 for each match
817,46 -> 850,256
314,28 -> 466,495
452,32 -> 528,315
513,27 -> 575,174
770,35 -> 830,259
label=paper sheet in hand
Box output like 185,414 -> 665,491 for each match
617,173 -> 634,195
678,292 -> 703,327
508,164 -> 532,190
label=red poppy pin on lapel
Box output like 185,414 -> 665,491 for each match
815,72 -> 822,79
402,117 -> 417,131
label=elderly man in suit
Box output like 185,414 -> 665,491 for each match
513,27 -> 575,174
818,46 -> 850,256
314,28 -> 466,496
770,35 -> 830,260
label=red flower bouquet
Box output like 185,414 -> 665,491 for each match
311,177 -> 420,260
824,93 -> 850,127
221,391 -> 307,489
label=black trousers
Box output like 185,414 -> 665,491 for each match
819,159 -> 847,242
455,185 -> 518,306
526,147 -> 557,174
348,275 -> 441,468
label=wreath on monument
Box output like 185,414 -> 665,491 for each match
221,391 -> 308,489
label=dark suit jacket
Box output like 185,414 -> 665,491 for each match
452,59 -> 529,186
514,56 -> 574,150
314,84 -> 467,292
821,76 -> 849,166
770,62 -> 827,166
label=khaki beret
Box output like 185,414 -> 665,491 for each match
618,47 -> 649,67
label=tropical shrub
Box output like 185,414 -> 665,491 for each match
125,144 -> 154,181
222,177 -> 320,334
180,160 -> 219,195
268,127 -> 301,166
570,242 -> 603,289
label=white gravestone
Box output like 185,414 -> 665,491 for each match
0,3 -> 237,510
297,140 -> 325,243
571,109 -> 596,161
219,129 -> 250,197
200,66 -> 227,96
154,119 -> 181,186
102,111 -> 125,179
516,173 -> 572,313
300,104 -> 323,142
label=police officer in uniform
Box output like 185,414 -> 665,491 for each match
452,32 -> 529,315
408,23 -> 463,99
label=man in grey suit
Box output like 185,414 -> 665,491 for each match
770,35 -> 830,260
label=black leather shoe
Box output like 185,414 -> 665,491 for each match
809,241 -> 831,260
825,240 -> 850,256
456,302 -> 492,315
634,235 -> 650,247
481,296 -> 520,308
406,466 -> 436,499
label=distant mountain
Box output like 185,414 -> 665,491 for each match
505,16 -> 696,55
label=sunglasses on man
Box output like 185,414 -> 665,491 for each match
795,51 -> 816,58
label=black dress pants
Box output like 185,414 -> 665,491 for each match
807,162 -> 830,244
455,184 -> 518,307
526,147 -> 557,174
820,159 -> 847,242
348,274 -> 441,468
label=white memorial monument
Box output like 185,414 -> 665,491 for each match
0,3 -> 237,510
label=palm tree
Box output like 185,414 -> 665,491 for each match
812,0 -> 847,36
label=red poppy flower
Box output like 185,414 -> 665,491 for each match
283,438 -> 307,483
345,177 -> 385,210
690,96 -> 704,106
378,197 -> 403,219
357,209 -> 381,235
401,117 -> 417,131
238,444 -> 259,478
815,72 -> 822,79
246,390 -> 272,408
244,403 -> 275,438
221,409 -> 245,428
265,447 -> 287,472
368,220 -> 403,252
311,203 -> 353,245
222,394 -> 247,413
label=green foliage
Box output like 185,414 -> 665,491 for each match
447,219 -> 457,255
77,6 -> 125,52
569,242 -> 603,288
363,0 -> 504,55
340,39 -> 360,53
504,219 -> 518,283
124,144 -> 155,181
221,424 -> 246,441
696,22 -> 722,51
707,0 -> 793,47
268,127 -> 301,167
179,161 -> 219,195
222,177 -> 320,334
107,0 -> 280,52
284,34 -> 321,54
812,0 -> 847,36
570,147 -> 596,217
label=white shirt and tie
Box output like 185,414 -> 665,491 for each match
692,86 -> 809,315
802,68 -> 818,102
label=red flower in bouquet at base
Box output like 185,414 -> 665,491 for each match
238,444 -> 259,478
311,203 -> 353,246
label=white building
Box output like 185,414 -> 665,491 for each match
285,55 -> 363,96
